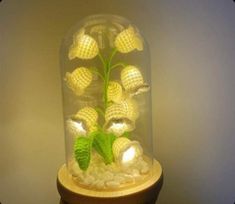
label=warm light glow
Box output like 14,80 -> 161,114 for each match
73,107 -> 98,133
66,119 -> 87,137
60,15 -> 153,179
69,29 -> 99,60
112,121 -> 126,130
107,120 -> 129,136
122,146 -> 136,164
104,103 -> 135,135
112,137 -> 143,167
105,103 -> 127,122
114,26 -> 143,53
121,65 -> 149,96
74,121 -> 86,133
65,67 -> 92,96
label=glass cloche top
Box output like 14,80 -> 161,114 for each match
60,15 -> 153,190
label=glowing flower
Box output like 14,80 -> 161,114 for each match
107,81 -> 123,103
121,65 -> 149,96
71,107 -> 98,135
66,119 -> 87,137
119,98 -> 139,121
112,137 -> 143,167
66,118 -> 98,137
68,29 -> 99,60
65,67 -> 92,96
114,26 -> 143,53
104,103 -> 135,136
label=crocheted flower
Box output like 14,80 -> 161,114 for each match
121,65 -> 149,96
65,67 -> 92,96
69,29 -> 99,60
114,26 -> 143,53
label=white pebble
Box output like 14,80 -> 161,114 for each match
141,160 -> 149,168
103,171 -> 114,181
141,165 -> 150,174
91,179 -> 104,189
113,175 -> 125,184
123,174 -> 134,182
95,180 -> 105,189
106,181 -> 120,188
70,162 -> 82,177
132,169 -> 140,177
83,175 -> 95,185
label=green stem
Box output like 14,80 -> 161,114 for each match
91,70 -> 105,81
98,53 -> 106,68
104,48 -> 117,109
110,62 -> 127,70
109,49 -> 118,67
95,107 -> 105,119
97,52 -> 107,104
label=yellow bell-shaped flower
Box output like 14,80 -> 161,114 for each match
107,81 -> 123,103
72,107 -> 98,134
121,65 -> 150,96
68,29 -> 99,60
112,137 -> 143,167
114,26 -> 143,53
119,98 -> 139,121
65,67 -> 92,96
104,103 -> 135,136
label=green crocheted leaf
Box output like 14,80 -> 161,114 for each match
92,131 -> 116,164
74,137 -> 91,171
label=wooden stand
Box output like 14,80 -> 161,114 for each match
57,160 -> 163,204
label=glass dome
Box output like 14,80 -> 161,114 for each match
60,14 -> 153,190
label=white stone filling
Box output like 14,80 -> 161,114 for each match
69,153 -> 150,190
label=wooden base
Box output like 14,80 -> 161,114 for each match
57,160 -> 163,204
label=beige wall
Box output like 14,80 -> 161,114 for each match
1,0 -> 235,203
